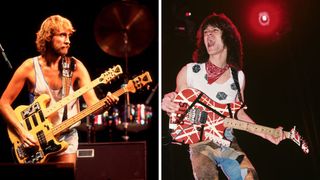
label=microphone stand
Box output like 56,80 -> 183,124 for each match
0,43 -> 12,69
122,31 -> 130,141
145,83 -> 158,105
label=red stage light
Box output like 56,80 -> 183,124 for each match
185,11 -> 192,17
247,2 -> 282,36
259,11 -> 270,26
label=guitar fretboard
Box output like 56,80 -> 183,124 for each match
42,65 -> 121,118
43,78 -> 102,117
52,87 -> 128,136
223,117 -> 290,139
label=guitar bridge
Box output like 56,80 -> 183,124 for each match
26,150 -> 44,164
16,144 -> 44,164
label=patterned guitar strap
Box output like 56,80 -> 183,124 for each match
61,56 -> 76,121
230,67 -> 243,103
230,67 -> 247,164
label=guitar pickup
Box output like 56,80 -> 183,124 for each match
21,102 -> 41,119
187,108 -> 201,124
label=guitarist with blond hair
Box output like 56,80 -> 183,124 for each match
162,12 -> 285,180
1,15 -> 117,167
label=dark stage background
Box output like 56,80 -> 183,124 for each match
0,0 -> 158,179
162,0 -> 320,180
1,0 -> 320,179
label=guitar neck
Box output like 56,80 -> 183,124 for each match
223,117 -> 290,139
52,87 -> 127,136
42,78 -> 103,118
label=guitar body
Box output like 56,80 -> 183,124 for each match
169,88 -> 243,146
8,94 -> 68,164
169,88 -> 310,154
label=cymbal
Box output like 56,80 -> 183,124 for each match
94,0 -> 155,58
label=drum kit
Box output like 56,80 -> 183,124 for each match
77,0 -> 155,142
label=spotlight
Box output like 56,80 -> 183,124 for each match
259,11 -> 270,26
248,2 -> 283,37
185,11 -> 192,17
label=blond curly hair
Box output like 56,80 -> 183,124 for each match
35,15 -> 75,55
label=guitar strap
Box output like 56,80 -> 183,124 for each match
60,56 -> 76,121
197,101 -> 226,118
230,67 -> 243,103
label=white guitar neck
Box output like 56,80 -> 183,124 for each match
223,117 -> 290,139
52,71 -> 152,135
42,77 -> 102,117
53,87 -> 127,135
42,65 -> 122,118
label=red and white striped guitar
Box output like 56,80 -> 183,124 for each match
169,88 -> 309,154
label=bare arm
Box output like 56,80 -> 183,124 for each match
161,65 -> 188,113
1,58 -> 37,146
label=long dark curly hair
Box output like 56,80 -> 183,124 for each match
192,13 -> 243,70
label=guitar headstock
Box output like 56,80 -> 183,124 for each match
99,65 -> 123,84
289,126 -> 309,154
126,71 -> 153,93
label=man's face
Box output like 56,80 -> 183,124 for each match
51,28 -> 72,56
203,25 -> 225,56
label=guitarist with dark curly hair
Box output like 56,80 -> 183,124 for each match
161,12 -> 286,180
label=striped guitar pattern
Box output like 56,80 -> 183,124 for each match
169,88 -> 309,154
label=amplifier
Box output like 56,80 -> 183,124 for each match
76,141 -> 146,180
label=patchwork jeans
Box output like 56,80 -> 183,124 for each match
189,140 -> 259,180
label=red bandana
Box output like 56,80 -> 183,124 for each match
205,62 -> 229,84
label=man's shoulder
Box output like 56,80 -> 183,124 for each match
20,57 -> 36,68
186,62 -> 205,73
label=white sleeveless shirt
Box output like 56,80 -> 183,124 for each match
31,56 -> 79,154
186,62 -> 245,104
31,56 -> 80,126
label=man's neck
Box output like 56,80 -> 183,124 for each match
41,54 -> 61,69
208,55 -> 227,68
208,47 -> 227,68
